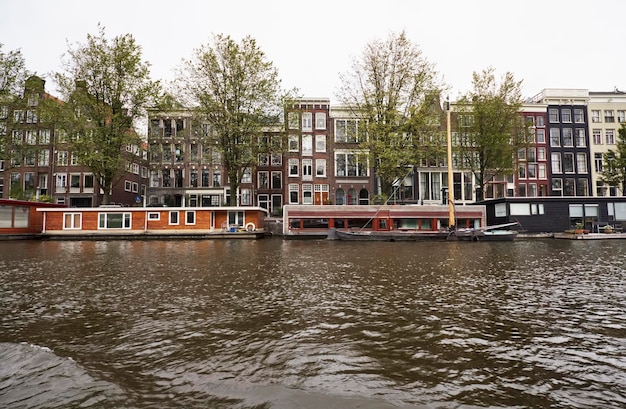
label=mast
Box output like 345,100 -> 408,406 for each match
445,97 -> 455,228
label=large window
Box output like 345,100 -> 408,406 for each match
99,213 -> 131,229
335,152 -> 369,177
335,119 -> 364,143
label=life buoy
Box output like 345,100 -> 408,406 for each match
245,222 -> 256,232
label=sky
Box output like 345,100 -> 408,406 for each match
2,0 -> 625,103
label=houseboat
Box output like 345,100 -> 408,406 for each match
36,206 -> 268,239
282,204 -> 487,240
0,199 -> 66,240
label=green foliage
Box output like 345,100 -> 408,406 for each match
48,24 -> 159,204
179,34 -> 291,206
337,31 -> 444,197
456,67 -> 527,200
600,123 -> 626,194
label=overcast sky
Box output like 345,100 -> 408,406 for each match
2,0 -> 625,103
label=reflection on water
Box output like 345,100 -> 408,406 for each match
1,239 -> 626,408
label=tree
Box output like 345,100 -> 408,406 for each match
337,30 -> 444,200
179,34 -> 290,206
49,24 -> 159,204
0,45 -> 31,196
455,67 -> 528,201
0,44 -> 30,100
600,123 -> 626,194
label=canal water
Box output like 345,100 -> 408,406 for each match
0,238 -> 625,408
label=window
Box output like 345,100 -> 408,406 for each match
335,119 -> 363,143
242,167 -> 252,183
289,184 -> 299,204
591,110 -> 601,123
562,128 -> 573,146
518,148 -> 526,160
593,129 -> 602,145
125,180 -> 132,191
271,171 -> 282,189
302,135 -> 312,156
37,149 -> 50,166
132,182 -> 139,193
25,130 -> 37,144
302,159 -> 312,181
527,164 -> 537,179
201,169 -> 210,187
574,109 -> 584,123
148,212 -> 160,221
213,170 -> 221,187
70,174 -> 81,189
548,108 -> 559,123
528,148 -> 536,162
99,213 -> 131,229
288,112 -> 299,129
190,169 -> 198,187
575,129 -> 586,147
39,129 -> 50,144
618,110 -> 626,123
56,173 -> 67,188
240,188 -> 251,205
576,153 -> 587,173
288,158 -> 299,177
57,151 -> 68,166
518,165 -> 526,179
536,116 -> 545,127
604,110 -> 615,123
549,128 -> 560,147
288,135 -> 299,152
63,213 -> 82,230
595,153 -> 603,172
271,154 -> 282,166
131,163 -> 140,174
536,129 -> 545,143
302,112 -> 312,131
302,184 -> 313,204
538,147 -> 546,160
561,109 -> 571,123
84,174 -> 94,189
315,134 -> 326,152
538,164 -> 547,179
316,159 -> 326,177
552,178 -> 563,195
606,129 -> 615,144
551,153 -> 562,174
258,171 -> 269,189
315,112 -> 326,130
185,211 -> 196,225
169,211 -> 179,225
563,153 -> 575,173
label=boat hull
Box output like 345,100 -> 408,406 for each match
333,228 -> 450,241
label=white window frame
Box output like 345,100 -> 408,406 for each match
185,210 -> 196,225
315,112 -> 326,130
98,213 -> 132,229
301,112 -> 312,131
288,158 -> 299,177
63,212 -> 82,230
169,211 -> 179,225
316,159 -> 327,177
